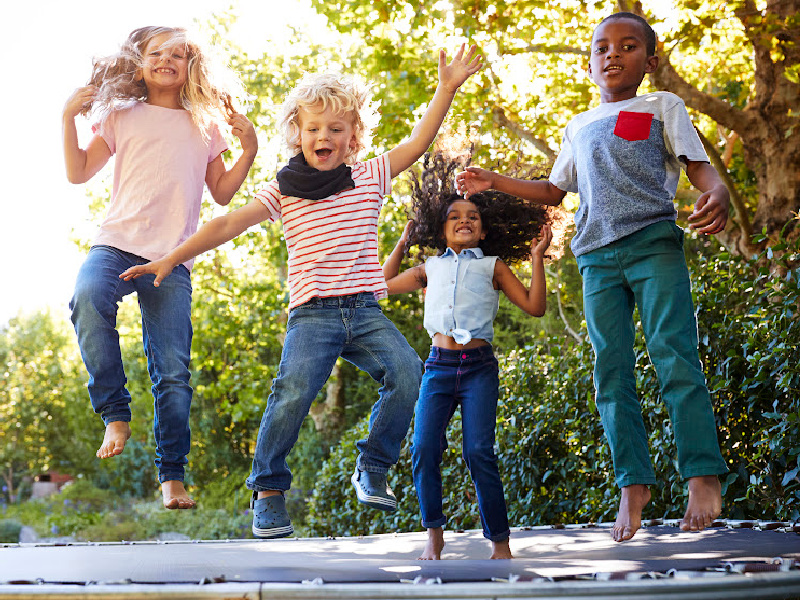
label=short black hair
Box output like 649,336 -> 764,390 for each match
597,12 -> 657,57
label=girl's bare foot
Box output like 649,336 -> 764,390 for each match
418,527 -> 444,560
490,538 -> 513,559
613,484 -> 651,542
681,475 -> 721,532
162,480 -> 196,510
96,421 -> 131,458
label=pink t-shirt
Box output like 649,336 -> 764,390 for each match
255,154 -> 391,309
94,102 -> 228,269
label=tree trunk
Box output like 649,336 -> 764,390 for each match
309,361 -> 345,444
639,0 -> 800,256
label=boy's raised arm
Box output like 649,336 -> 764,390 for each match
388,44 -> 482,178
456,167 -> 567,206
120,199 -> 269,287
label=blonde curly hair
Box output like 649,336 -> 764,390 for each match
84,26 -> 244,132
279,72 -> 379,163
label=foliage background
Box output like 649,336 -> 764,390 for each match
2,0 -> 798,540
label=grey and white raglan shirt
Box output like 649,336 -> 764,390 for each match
549,92 -> 709,257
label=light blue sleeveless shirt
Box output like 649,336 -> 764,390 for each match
423,247 -> 499,344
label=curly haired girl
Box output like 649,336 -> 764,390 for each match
63,26 -> 257,509
383,151 -> 554,559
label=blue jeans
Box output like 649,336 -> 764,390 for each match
576,221 -> 727,488
412,346 -> 510,542
69,245 -> 193,483
246,293 -> 422,492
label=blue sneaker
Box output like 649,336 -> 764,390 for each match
351,467 -> 397,512
251,492 -> 293,539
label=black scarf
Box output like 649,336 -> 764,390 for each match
276,153 -> 355,200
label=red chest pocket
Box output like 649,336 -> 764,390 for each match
613,111 -> 653,141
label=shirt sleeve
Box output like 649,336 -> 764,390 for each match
255,180 -> 282,223
92,110 -> 117,155
206,121 -> 229,163
662,97 -> 708,166
372,153 -> 392,197
548,127 -> 577,193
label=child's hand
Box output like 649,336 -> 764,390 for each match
456,166 -> 494,199
399,220 -> 414,244
688,184 -> 729,235
228,112 -> 258,156
438,43 -> 482,94
531,225 -> 553,259
119,258 -> 175,288
64,85 -> 97,119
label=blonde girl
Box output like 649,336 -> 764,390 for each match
62,26 -> 258,509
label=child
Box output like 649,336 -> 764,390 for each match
456,12 -> 729,542
63,26 -> 258,509
121,45 -> 483,537
383,152 -> 553,559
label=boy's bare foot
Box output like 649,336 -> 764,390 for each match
96,421 -> 131,458
162,480 -> 196,509
613,484 -> 651,542
681,475 -> 721,532
491,538 -> 513,559
418,527 -> 445,560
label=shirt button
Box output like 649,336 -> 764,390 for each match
462,354 -> 467,359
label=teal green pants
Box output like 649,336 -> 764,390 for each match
576,220 -> 727,488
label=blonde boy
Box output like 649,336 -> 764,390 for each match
122,45 -> 482,537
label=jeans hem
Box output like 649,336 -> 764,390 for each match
422,517 -> 447,530
681,465 -> 729,479
616,475 -> 657,488
485,529 -> 510,543
158,473 -> 185,484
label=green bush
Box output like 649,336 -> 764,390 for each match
0,519 -> 23,543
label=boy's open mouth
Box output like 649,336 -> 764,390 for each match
315,149 -> 333,158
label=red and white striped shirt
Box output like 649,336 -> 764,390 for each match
255,154 -> 391,309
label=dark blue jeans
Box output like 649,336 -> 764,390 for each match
412,345 -> 510,542
246,293 -> 423,492
69,246 -> 193,483
576,221 -> 727,488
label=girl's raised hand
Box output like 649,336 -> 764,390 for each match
531,225 -> 553,259
119,258 -> 175,288
438,43 -> 483,94
455,166 -> 493,199
63,85 -> 97,119
228,112 -> 258,156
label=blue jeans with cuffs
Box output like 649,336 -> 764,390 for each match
69,245 -> 193,483
412,345 -> 510,542
576,221 -> 727,488
246,292 -> 422,492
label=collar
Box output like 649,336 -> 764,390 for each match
441,246 -> 485,259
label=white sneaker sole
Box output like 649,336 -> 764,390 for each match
252,524 -> 294,538
351,471 -> 397,511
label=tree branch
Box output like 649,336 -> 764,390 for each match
694,127 -> 753,239
492,106 -> 558,162
545,265 -> 583,343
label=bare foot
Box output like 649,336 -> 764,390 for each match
681,475 -> 721,532
491,538 -> 513,559
96,421 -> 131,458
418,527 -> 444,560
162,480 -> 196,510
613,484 -> 651,542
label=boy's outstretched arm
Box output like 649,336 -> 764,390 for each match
456,167 -> 566,206
685,160 -> 730,235
388,44 -> 482,178
494,225 -> 552,316
119,199 -> 269,286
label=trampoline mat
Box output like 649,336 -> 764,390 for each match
1,522 -> 798,585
